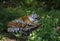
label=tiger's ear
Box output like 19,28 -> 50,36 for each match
30,11 -> 37,17
31,11 -> 36,14
32,11 -> 39,17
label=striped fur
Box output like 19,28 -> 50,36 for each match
7,14 -> 40,33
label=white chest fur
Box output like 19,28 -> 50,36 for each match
29,16 -> 34,22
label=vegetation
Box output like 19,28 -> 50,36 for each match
0,0 -> 60,41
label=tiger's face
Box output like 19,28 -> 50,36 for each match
29,13 -> 40,24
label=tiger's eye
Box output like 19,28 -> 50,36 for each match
35,18 -> 40,20
35,18 -> 38,19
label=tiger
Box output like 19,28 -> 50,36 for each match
7,12 -> 40,33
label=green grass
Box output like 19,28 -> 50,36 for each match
0,7 -> 60,41
27,15 -> 58,41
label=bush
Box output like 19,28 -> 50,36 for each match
0,7 -> 60,41
27,15 -> 58,41
0,0 -> 60,10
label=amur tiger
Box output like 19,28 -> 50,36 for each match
7,12 -> 40,34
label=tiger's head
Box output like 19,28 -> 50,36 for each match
29,12 -> 40,24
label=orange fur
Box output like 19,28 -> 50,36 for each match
7,16 -> 38,28
7,15 -> 39,31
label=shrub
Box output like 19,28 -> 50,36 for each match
27,15 -> 58,41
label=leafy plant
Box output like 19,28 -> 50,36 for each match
27,15 -> 58,41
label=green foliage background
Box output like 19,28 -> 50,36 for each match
0,0 -> 60,41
